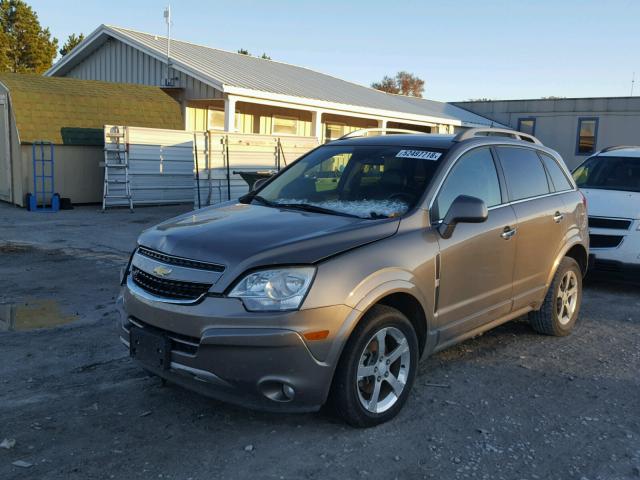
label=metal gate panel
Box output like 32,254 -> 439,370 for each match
105,125 -> 202,206
195,133 -> 319,208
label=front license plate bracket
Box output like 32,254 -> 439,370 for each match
130,326 -> 171,370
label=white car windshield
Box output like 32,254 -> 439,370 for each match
253,145 -> 446,218
573,156 -> 640,193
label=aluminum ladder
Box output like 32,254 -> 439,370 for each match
102,126 -> 133,211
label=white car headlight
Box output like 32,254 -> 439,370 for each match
228,267 -> 316,311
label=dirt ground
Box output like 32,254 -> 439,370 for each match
1,204 -> 639,480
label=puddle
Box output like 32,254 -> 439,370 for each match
0,299 -> 78,331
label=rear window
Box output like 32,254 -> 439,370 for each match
573,156 -> 640,193
539,153 -> 573,192
496,146 -> 551,201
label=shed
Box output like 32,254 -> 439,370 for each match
0,73 -> 183,206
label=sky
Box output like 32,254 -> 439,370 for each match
29,0 -> 640,102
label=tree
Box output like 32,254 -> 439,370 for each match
0,0 -> 57,73
59,32 -> 84,57
372,71 -> 425,97
260,52 -> 271,60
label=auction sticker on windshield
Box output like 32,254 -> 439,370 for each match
396,150 -> 442,160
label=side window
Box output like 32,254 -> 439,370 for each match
434,147 -> 502,220
496,146 -> 550,201
539,152 -> 573,192
576,118 -> 598,155
517,118 -> 536,136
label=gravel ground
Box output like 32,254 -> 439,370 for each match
1,204 -> 639,480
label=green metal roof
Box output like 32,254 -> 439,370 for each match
0,73 -> 183,145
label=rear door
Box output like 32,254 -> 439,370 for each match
433,147 -> 517,341
495,146 -> 567,311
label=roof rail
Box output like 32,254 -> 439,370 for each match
339,128 -> 427,139
598,145 -> 640,154
453,127 -> 543,145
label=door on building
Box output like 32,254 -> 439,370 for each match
0,96 -> 11,202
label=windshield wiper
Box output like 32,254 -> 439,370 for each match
275,202 -> 361,218
251,195 -> 277,207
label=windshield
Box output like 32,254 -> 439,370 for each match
253,145 -> 446,218
573,156 -> 640,193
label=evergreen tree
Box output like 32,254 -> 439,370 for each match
59,32 -> 84,57
0,0 -> 58,73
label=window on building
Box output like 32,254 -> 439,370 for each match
538,152 -> 573,192
576,118 -> 598,155
272,115 -> 298,135
517,118 -> 536,136
496,146 -> 551,201
433,147 -> 502,220
208,109 -> 225,130
325,123 -> 345,143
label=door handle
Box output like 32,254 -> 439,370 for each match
553,211 -> 564,223
501,226 -> 517,240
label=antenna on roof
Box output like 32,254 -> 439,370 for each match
163,5 -> 174,86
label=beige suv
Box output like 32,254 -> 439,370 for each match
119,128 -> 589,427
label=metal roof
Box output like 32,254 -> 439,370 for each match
47,25 -> 493,127
0,73 -> 183,145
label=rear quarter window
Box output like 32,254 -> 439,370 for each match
539,152 -> 573,192
496,146 -> 551,201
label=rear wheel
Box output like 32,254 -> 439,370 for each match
330,305 -> 418,427
529,257 -> 582,336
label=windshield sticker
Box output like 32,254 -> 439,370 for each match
396,149 -> 442,160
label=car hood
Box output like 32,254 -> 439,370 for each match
581,188 -> 640,219
138,202 -> 400,292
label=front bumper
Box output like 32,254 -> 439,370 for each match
118,284 -> 354,412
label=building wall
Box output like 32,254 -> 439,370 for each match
13,145 -> 103,207
455,97 -> 640,169
65,38 -> 223,100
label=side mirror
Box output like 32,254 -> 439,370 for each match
438,195 -> 488,239
252,177 -> 270,192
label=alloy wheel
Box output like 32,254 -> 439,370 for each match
556,270 -> 579,325
356,326 -> 411,414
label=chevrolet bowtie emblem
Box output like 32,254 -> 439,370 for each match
153,266 -> 173,278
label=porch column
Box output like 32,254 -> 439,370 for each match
224,96 -> 236,132
377,119 -> 388,130
311,110 -> 323,142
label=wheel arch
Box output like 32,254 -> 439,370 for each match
545,240 -> 588,292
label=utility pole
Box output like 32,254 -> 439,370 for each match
164,5 -> 172,86
632,72 -> 636,97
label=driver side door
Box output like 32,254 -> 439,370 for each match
432,147 -> 518,343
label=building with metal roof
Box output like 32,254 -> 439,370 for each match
46,24 -> 493,142
0,73 -> 183,206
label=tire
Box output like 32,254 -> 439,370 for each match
330,304 -> 419,428
529,257 -> 582,336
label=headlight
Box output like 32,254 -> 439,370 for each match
228,267 -> 315,311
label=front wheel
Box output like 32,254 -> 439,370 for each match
529,257 -> 583,336
330,305 -> 419,427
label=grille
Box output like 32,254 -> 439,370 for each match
137,246 -> 225,272
589,234 -> 624,249
588,217 -> 632,230
131,266 -> 211,300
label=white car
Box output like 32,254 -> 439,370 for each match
573,146 -> 640,274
